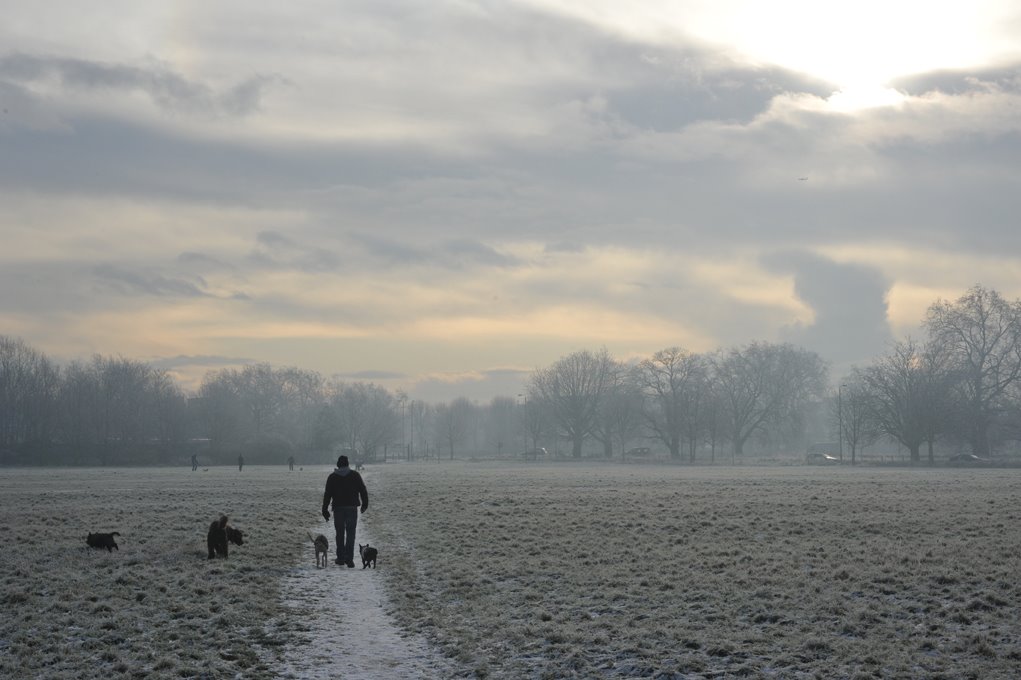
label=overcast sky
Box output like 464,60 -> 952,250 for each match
3,1 -> 1021,402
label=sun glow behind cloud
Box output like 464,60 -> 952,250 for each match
529,0 -> 1020,109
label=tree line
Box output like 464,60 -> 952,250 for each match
1,285 -> 1019,466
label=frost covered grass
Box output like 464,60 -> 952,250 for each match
369,463 -> 1021,679
4,463 -> 1020,679
0,466 -> 328,679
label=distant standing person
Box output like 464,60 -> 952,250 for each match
321,455 -> 369,567
238,454 -> 244,472
288,455 -> 295,471
191,454 -> 198,472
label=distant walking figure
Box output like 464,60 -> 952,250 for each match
288,455 -> 295,471
322,455 -> 369,567
238,454 -> 244,472
191,454 -> 198,472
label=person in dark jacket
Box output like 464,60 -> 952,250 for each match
322,455 -> 369,567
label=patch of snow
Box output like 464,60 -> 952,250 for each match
276,520 -> 458,679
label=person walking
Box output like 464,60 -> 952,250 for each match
238,453 -> 244,472
191,454 -> 198,472
321,455 -> 369,567
288,455 -> 295,471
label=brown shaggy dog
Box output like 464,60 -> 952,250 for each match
207,515 -> 245,559
308,532 -> 329,568
86,531 -> 121,552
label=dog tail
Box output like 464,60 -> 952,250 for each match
307,531 -> 316,544
111,532 -> 121,536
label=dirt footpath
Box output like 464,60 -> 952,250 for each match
275,518 -> 458,679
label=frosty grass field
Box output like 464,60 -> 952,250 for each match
2,463 -> 1020,679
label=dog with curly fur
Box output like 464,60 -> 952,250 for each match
207,515 -> 244,559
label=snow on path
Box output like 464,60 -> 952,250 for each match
275,518 -> 458,679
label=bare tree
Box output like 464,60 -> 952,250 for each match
434,397 -> 473,459
328,381 -> 399,461
518,396 -> 548,453
925,285 -> 1021,456
408,399 -> 431,459
591,358 -> 631,458
603,369 -> 644,459
485,396 -> 517,457
834,374 -> 882,465
636,347 -> 708,460
149,369 -> 188,462
714,342 -> 828,459
861,339 -> 946,463
0,336 -> 59,461
528,349 -> 616,458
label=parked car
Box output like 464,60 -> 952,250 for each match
806,453 -> 840,465
523,447 -> 547,461
947,453 -> 990,466
626,447 -> 652,458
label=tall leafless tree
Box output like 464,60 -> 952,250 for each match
636,347 -> 707,460
528,349 -> 616,458
925,285 -> 1021,457
862,339 -> 948,463
834,373 -> 882,465
714,342 -> 828,459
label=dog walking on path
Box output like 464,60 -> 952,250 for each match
308,532 -> 329,568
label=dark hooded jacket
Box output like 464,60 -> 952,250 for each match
322,467 -> 369,513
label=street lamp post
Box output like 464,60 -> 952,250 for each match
517,393 -> 526,454
838,383 -> 846,463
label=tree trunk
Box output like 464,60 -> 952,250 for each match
909,444 -> 920,462
571,437 -> 583,458
927,439 -> 935,466
669,440 -> 680,459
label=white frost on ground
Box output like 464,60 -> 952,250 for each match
276,518 -> 458,680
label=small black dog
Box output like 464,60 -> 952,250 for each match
359,543 -> 377,569
86,532 -> 121,552
207,515 -> 245,559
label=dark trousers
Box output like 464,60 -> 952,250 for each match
333,506 -> 358,562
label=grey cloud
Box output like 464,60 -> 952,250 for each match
177,251 -> 235,272
891,63 -> 1021,96
256,230 -> 295,248
0,52 -> 278,116
349,233 -> 518,270
604,57 -> 833,131
544,241 -> 586,254
92,264 -> 210,298
351,233 -> 428,264
148,355 -> 255,370
248,231 -> 342,273
333,369 -> 408,380
761,251 -> 893,371
441,240 -> 520,269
